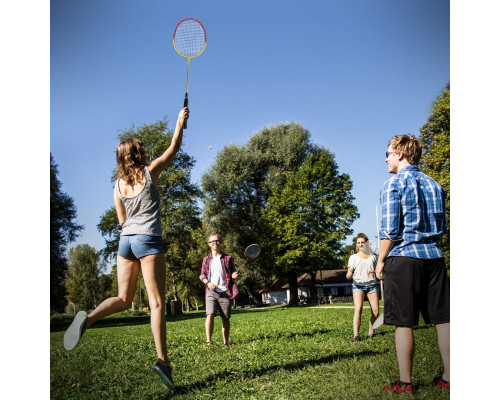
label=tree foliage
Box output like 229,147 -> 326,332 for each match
419,85 -> 450,267
264,148 -> 359,301
201,123 -> 314,301
66,244 -> 103,311
50,154 -> 83,313
201,123 -> 358,304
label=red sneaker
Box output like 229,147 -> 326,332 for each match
433,377 -> 450,389
383,380 -> 414,394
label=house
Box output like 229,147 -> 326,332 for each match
259,280 -> 288,305
260,269 -> 352,305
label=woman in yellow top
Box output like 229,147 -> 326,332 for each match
346,233 -> 380,342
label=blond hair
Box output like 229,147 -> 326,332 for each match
389,135 -> 422,165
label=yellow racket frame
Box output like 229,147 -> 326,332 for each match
173,18 -> 207,94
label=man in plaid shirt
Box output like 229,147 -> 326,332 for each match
376,135 -> 450,394
200,233 -> 239,346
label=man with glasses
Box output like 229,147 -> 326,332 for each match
200,233 -> 239,346
376,135 -> 450,394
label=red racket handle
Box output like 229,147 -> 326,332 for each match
238,257 -> 249,272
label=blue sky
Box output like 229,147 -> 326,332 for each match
50,0 -> 450,259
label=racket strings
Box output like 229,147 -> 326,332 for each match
174,20 -> 206,57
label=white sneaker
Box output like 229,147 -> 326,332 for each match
63,311 -> 88,350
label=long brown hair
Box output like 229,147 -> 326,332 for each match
116,138 -> 148,186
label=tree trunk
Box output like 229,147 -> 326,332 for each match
245,285 -> 260,306
310,269 -> 318,302
287,272 -> 299,305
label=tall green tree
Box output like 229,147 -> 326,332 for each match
98,117 -> 202,302
419,85 -> 450,268
264,148 -> 359,303
50,154 -> 83,313
66,244 -> 102,311
201,123 -> 314,302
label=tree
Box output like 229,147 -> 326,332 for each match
98,117 -> 202,304
263,148 -> 359,303
201,123 -> 359,305
97,207 -> 120,264
50,154 -> 83,313
419,85 -> 450,268
201,123 -> 314,302
65,244 -> 102,311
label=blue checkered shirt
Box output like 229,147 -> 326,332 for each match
379,165 -> 446,259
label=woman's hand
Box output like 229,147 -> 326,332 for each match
346,269 -> 353,280
177,107 -> 189,127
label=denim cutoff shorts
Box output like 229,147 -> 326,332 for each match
352,282 -> 379,295
118,235 -> 164,260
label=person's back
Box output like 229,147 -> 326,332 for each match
115,167 -> 162,237
380,165 -> 446,259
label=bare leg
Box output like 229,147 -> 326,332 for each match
86,256 -> 140,328
395,326 -> 415,383
352,291 -> 364,337
436,322 -> 450,381
205,314 -> 215,343
221,317 -> 230,344
141,253 -> 167,365
366,291 -> 379,335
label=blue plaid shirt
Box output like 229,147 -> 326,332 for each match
379,165 -> 446,259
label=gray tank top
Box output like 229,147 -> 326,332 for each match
115,167 -> 162,236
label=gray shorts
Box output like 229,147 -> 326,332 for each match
206,289 -> 231,319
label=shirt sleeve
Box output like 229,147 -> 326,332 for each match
228,256 -> 236,274
347,255 -> 354,269
199,257 -> 209,281
379,178 -> 403,242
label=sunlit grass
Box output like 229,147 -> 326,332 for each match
50,305 -> 449,399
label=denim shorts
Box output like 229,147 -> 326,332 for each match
118,235 -> 164,260
352,282 -> 379,295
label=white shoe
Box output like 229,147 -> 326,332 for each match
63,311 -> 88,350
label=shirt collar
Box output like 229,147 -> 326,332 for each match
399,165 -> 419,173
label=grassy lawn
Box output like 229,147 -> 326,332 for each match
50,304 -> 449,399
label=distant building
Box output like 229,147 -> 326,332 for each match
260,269 -> 353,305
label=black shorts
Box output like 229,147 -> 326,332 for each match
383,256 -> 450,327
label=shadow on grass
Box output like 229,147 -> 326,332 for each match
238,327 -> 336,343
171,347 -> 389,397
50,312 -> 208,333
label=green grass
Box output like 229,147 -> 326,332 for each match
50,304 -> 449,399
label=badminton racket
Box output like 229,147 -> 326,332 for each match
173,18 -> 207,129
238,244 -> 261,272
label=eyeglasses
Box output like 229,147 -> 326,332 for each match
385,151 -> 397,158
208,240 -> 220,244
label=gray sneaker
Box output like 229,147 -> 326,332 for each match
63,311 -> 88,351
153,361 -> 175,389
